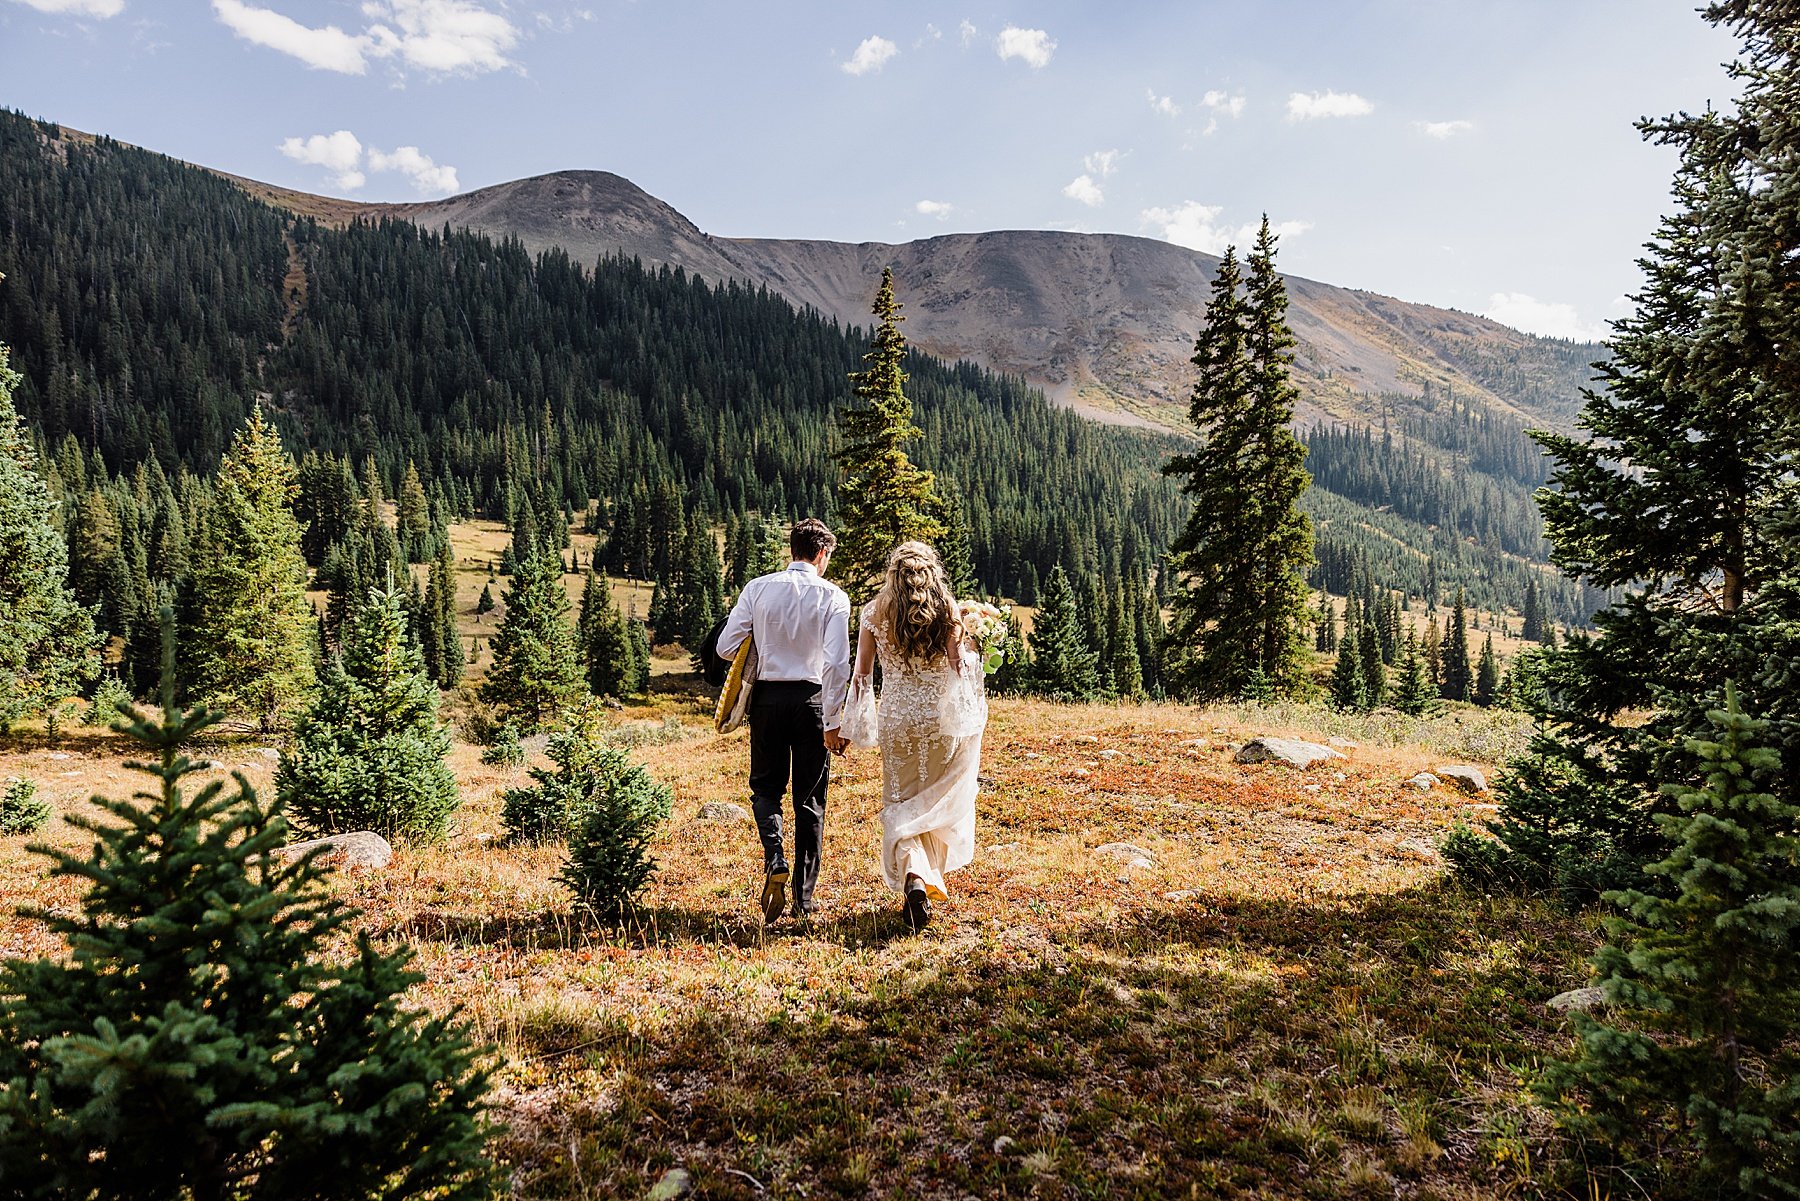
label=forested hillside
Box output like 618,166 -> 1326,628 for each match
0,109 -> 1594,626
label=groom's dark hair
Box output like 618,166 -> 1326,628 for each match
790,518 -> 837,561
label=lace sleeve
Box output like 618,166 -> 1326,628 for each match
937,644 -> 988,740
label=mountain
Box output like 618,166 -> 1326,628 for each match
230,168 -> 1604,433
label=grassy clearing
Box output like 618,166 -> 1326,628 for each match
0,682 -> 1595,1199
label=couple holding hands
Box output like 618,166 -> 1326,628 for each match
715,519 -> 988,931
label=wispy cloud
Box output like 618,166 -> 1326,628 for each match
995,25 -> 1054,68
915,199 -> 954,220
10,0 -> 125,16
841,34 -> 898,75
1199,89 -> 1247,135
1416,119 -> 1475,139
1286,89 -> 1373,120
280,129 -> 461,196
1063,149 -> 1120,208
958,18 -> 976,46
212,0 -> 518,77
1140,202 -> 1311,255
1482,292 -> 1606,341
1147,88 -> 1180,117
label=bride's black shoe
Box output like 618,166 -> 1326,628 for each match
903,879 -> 932,931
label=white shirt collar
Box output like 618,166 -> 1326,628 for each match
787,560 -> 817,576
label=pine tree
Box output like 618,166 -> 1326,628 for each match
1392,630 -> 1436,716
1358,618 -> 1386,708
1028,565 -> 1099,701
422,535 -> 463,689
935,483 -> 978,597
832,268 -> 946,603
1474,634 -> 1500,707
0,339 -> 100,730
579,568 -> 636,699
1107,584 -> 1145,699
0,623 -> 495,1198
182,406 -> 315,731
1423,615 -> 1443,687
1538,685 -> 1799,1195
1162,222 -> 1314,700
476,582 -> 495,620
1315,591 -> 1336,652
396,461 -> 431,562
277,586 -> 461,843
1439,589 -> 1472,702
479,552 -> 582,732
1521,578 -> 1548,642
990,612 -> 1033,696
1329,620 -> 1369,712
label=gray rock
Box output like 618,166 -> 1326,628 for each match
1547,986 -> 1607,1014
1094,842 -> 1155,864
1327,737 -> 1360,750
646,1167 -> 694,1200
695,800 -> 751,824
1235,737 -> 1347,769
1097,749 -> 1121,760
1436,765 -> 1489,794
1069,767 -> 1091,778
1163,889 -> 1200,902
48,752 -> 70,761
1395,838 -> 1441,860
255,747 -> 280,761
992,1135 -> 1017,1154
277,831 -> 393,871
1404,772 -> 1439,791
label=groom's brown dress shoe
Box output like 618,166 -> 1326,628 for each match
761,867 -> 790,924
903,880 -> 931,931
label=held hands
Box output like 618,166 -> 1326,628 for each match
824,728 -> 849,756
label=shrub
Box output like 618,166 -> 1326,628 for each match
0,777 -> 50,836
481,723 -> 526,769
81,672 -> 133,727
560,758 -> 664,921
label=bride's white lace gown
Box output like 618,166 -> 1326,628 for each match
843,600 -> 988,901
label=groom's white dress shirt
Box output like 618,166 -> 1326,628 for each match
718,561 -> 852,732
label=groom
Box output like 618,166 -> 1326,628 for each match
716,518 -> 851,924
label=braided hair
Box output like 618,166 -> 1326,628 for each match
877,541 -> 961,666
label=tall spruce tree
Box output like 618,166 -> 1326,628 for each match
1474,634 -> 1500,707
480,552 -> 583,731
1439,589 -> 1472,703
1162,223 -> 1314,700
0,623 -> 495,1198
1539,685 -> 1799,1195
421,534 -> 464,689
181,405 -> 314,730
579,567 -> 637,699
1330,620 -> 1369,712
1392,629 -> 1435,716
0,338 -> 99,730
277,586 -> 462,843
1028,565 -> 1099,701
833,268 -> 946,603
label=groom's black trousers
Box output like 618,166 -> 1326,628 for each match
747,680 -> 829,906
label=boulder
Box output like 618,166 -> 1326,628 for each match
1235,737 -> 1346,770
1094,842 -> 1155,867
1546,986 -> 1607,1014
1436,765 -> 1489,794
277,831 -> 392,871
647,1168 -> 694,1200
696,800 -> 751,823
1404,772 -> 1439,791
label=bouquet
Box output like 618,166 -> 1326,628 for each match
957,598 -> 1011,675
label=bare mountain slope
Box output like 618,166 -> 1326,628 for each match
234,167 -> 1600,432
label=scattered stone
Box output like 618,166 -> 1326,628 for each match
48,752 -> 70,761
1234,737 -> 1346,770
1546,986 -> 1607,1015
1327,737 -> 1360,750
992,1136 -> 1017,1155
1073,735 -> 1100,744
1163,889 -> 1200,902
204,759 -> 227,771
695,800 -> 751,824
1097,749 -> 1121,760
646,1167 -> 694,1200
984,842 -> 1020,854
1094,842 -> 1154,865
1177,738 -> 1208,749
1436,765 -> 1489,794
255,747 -> 280,761
1069,768 -> 1090,779
1023,752 -> 1042,761
276,831 -> 392,872
1404,772 -> 1439,791
1395,838 -> 1440,860
603,697 -> 624,711
1332,772 -> 1348,782
1212,727 -> 1230,735
1302,784 -> 1321,793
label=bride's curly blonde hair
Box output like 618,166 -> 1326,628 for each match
877,541 -> 960,665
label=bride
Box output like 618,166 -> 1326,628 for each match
842,541 -> 987,931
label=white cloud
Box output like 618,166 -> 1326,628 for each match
1147,88 -> 1180,117
10,0 -> 124,16
923,22 -> 941,41
280,131 -> 460,196
1139,201 -> 1312,255
915,199 -> 953,220
995,25 -> 1054,68
213,0 -> 370,73
1481,292 -> 1607,341
1286,90 -> 1374,120
367,145 -> 460,194
1084,149 -> 1121,178
279,129 -> 366,190
1202,89 -> 1246,118
1417,119 -> 1475,139
958,18 -> 976,46
212,0 -> 517,77
361,0 -> 519,75
1063,175 -> 1104,207
841,34 -> 898,75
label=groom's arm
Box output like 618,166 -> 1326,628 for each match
820,592 -> 851,732
717,582 -> 756,660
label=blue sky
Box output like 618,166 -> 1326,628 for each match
1,0 -> 1742,340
